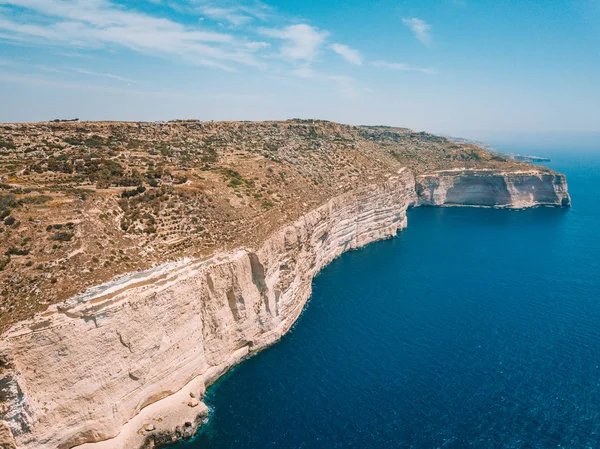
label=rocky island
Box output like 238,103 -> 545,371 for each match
0,120 -> 569,449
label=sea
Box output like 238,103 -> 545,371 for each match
176,147 -> 600,449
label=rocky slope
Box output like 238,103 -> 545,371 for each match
0,121 -> 570,449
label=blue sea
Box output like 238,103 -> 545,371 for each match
177,150 -> 600,449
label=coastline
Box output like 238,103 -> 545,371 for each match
0,167 -> 570,449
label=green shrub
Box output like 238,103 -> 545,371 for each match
52,232 -> 74,242
21,195 -> 52,205
63,136 -> 83,146
85,135 -> 106,148
6,247 -> 29,256
0,139 -> 16,150
0,194 -> 16,210
121,185 -> 146,198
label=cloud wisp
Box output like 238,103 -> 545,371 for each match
200,6 -> 255,26
0,0 -> 269,70
0,0 -> 438,101
197,2 -> 271,27
191,0 -> 272,25
259,24 -> 329,61
372,60 -> 438,75
402,17 -> 432,46
329,43 -> 363,65
74,68 -> 136,83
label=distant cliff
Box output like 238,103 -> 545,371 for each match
0,164 -> 570,449
416,169 -> 570,208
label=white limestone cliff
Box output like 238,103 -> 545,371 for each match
416,169 -> 571,208
0,168 -> 570,449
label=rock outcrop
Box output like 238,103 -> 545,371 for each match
0,167 -> 570,449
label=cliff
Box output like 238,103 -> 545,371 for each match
0,171 -> 416,449
416,169 -> 570,208
0,120 -> 571,449
0,120 -> 556,333
0,167 -> 570,449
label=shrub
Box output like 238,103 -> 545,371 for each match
0,139 -> 16,150
21,195 -> 52,205
6,247 -> 29,256
52,232 -> 74,242
0,194 -> 16,210
121,185 -> 146,198
63,136 -> 83,146
85,135 -> 106,148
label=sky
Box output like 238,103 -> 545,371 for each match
0,0 -> 599,142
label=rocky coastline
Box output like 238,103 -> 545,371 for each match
0,166 -> 570,449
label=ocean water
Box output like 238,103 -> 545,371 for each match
177,151 -> 600,449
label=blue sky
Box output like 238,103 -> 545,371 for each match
0,0 -> 598,141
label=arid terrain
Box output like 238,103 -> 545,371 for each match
0,119 -> 538,332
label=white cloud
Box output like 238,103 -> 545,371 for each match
372,60 -> 437,75
329,43 -> 362,65
402,17 -> 431,46
0,1 -> 358,77
0,0 -> 267,70
260,24 -> 328,61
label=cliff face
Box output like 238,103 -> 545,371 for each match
0,171 -> 415,449
0,168 -> 570,449
416,169 -> 571,208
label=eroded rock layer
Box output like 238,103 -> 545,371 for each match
0,168 -> 570,449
